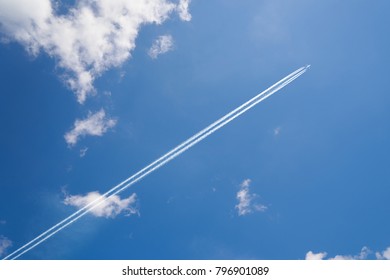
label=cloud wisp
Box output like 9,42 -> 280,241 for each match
376,247 -> 390,260
0,236 -> 12,257
305,251 -> 328,260
176,0 -> 192,21
329,246 -> 371,260
273,126 -> 281,136
305,246 -> 390,260
64,109 -> 116,147
64,191 -> 138,218
0,0 -> 191,103
148,35 -> 174,59
3,66 -> 309,260
235,179 -> 267,216
79,147 -> 88,158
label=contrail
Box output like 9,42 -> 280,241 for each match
3,65 -> 310,260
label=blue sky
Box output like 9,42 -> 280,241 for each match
0,0 -> 390,260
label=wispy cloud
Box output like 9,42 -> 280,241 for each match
329,246 -> 371,260
305,251 -> 327,260
273,126 -> 281,136
0,236 -> 12,257
64,109 -> 116,146
148,34 -> 174,59
305,246 -> 382,260
235,179 -> 267,216
376,247 -> 390,260
176,0 -> 192,21
79,147 -> 88,158
0,0 -> 191,103
0,220 -> 6,225
64,191 -> 138,218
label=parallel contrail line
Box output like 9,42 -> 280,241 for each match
5,65 -> 309,260
3,65 -> 309,260
5,67 -> 305,260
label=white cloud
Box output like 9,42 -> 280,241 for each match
0,235 -> 12,257
64,109 -> 116,146
383,247 -> 390,259
305,251 -> 327,260
148,34 -> 174,59
273,126 -> 281,136
0,0 -> 191,103
306,247 -> 374,260
241,179 -> 251,188
177,0 -> 192,21
64,191 -> 138,218
329,246 -> 370,260
376,247 -> 390,260
0,220 -> 5,225
79,147 -> 88,157
235,179 -> 267,216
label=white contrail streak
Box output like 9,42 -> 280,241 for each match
3,65 -> 310,260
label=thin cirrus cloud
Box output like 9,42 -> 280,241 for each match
0,235 -> 12,257
148,35 -> 174,59
0,0 -> 192,103
64,109 -> 117,146
273,126 -> 281,136
305,246 -> 390,260
235,179 -> 267,216
79,147 -> 89,158
63,191 -> 138,218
